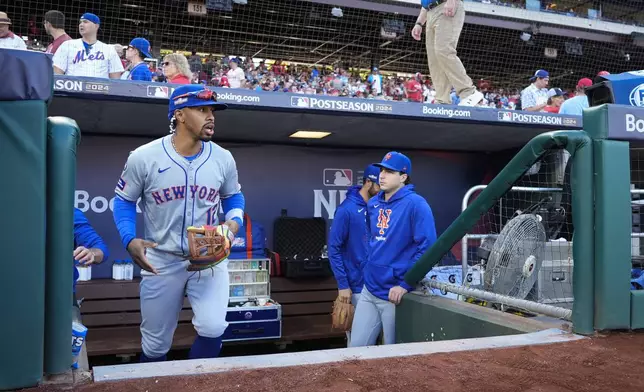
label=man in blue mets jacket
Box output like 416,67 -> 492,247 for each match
349,151 -> 437,347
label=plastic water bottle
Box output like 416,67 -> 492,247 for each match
119,260 -> 127,280
76,262 -> 91,282
123,260 -> 129,280
125,260 -> 134,280
83,265 -> 92,281
112,260 -> 122,280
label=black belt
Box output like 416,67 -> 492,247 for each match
424,0 -> 452,11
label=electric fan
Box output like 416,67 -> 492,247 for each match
483,213 -> 547,299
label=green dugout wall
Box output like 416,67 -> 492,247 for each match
584,104 -> 644,330
0,49 -> 81,390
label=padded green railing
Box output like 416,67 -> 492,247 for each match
404,130 -> 595,335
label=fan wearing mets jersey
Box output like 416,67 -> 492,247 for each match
53,13 -> 123,79
112,85 -> 245,362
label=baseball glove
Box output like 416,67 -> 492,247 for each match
331,295 -> 355,332
186,225 -> 232,271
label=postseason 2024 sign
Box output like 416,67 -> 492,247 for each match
52,75 -> 582,128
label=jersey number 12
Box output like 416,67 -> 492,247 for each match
206,205 -> 219,226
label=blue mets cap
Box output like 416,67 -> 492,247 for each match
374,151 -> 412,176
363,164 -> 380,183
128,37 -> 152,59
168,85 -> 228,120
530,69 -> 549,82
80,13 -> 100,25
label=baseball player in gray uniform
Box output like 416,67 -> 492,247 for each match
112,84 -> 245,362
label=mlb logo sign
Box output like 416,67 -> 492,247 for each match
147,86 -> 169,98
323,169 -> 353,186
498,111 -> 513,122
291,96 -> 310,108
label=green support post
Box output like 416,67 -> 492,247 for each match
592,139 -> 632,329
583,105 -> 633,330
44,117 -> 81,375
568,138 -> 595,335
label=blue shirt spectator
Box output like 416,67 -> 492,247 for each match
123,37 -> 153,81
559,77 -> 593,116
128,62 -> 152,81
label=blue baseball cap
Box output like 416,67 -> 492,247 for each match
129,37 -> 152,59
168,85 -> 228,120
374,151 -> 412,176
80,13 -> 100,25
530,69 -> 549,82
363,164 -> 380,183
547,88 -> 564,98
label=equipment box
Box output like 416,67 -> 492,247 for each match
273,217 -> 333,278
532,241 -> 574,308
224,258 -> 282,342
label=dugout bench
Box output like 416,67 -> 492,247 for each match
75,276 -> 343,357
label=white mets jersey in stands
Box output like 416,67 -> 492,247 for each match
53,38 -> 124,78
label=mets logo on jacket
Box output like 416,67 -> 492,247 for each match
376,208 -> 392,235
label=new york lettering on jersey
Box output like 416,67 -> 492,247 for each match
150,184 -> 221,226
115,135 -> 236,255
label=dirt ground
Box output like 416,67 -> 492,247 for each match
23,332 -> 644,392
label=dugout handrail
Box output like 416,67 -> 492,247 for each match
404,130 -> 595,335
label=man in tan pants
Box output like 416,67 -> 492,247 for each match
411,0 -> 483,107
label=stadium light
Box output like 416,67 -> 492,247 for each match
289,130 -> 332,139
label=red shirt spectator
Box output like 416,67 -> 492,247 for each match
45,33 -> 71,54
271,60 -> 284,75
169,74 -> 191,84
43,10 -> 71,54
405,74 -> 423,102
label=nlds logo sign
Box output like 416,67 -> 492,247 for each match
626,114 -> 644,133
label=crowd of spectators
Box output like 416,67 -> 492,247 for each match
146,52 -> 610,113
0,7 -> 616,113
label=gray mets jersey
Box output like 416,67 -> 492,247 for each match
114,134 -> 241,260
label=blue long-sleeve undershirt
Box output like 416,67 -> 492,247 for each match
74,208 -> 110,259
74,208 -> 110,293
222,192 -> 245,227
113,195 -> 137,249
